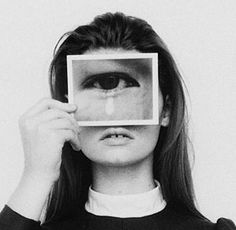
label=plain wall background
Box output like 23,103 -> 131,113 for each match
0,0 -> 235,223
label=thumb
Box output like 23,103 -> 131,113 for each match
69,130 -> 81,151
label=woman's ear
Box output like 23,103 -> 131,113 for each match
160,95 -> 170,127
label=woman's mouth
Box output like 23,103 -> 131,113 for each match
100,128 -> 134,146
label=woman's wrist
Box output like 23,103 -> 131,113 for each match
22,167 -> 59,184
7,170 -> 55,221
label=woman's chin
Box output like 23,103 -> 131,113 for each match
88,146 -> 148,167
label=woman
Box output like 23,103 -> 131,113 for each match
0,12 -> 235,230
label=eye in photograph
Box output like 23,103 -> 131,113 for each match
81,72 -> 140,92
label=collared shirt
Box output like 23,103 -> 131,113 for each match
85,180 -> 167,218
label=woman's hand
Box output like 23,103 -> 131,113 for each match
7,98 -> 81,221
19,97 -> 81,182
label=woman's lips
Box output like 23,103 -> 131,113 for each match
99,127 -> 134,141
101,136 -> 133,146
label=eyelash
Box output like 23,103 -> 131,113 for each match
81,72 -> 140,92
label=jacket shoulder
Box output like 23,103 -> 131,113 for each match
182,217 -> 236,230
162,203 -> 235,230
215,218 -> 236,230
173,217 -> 235,230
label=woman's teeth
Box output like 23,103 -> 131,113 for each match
102,133 -> 132,145
107,134 -> 127,138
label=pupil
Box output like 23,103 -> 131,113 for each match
100,76 -> 119,90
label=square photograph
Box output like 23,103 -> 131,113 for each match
67,53 -> 159,126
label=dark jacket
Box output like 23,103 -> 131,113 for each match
0,203 -> 235,230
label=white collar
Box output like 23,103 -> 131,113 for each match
85,180 -> 166,218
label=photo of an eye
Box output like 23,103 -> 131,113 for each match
67,53 -> 159,126
82,72 -> 140,91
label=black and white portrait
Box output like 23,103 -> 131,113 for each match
0,1 -> 235,229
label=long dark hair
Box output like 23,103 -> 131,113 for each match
45,12 -> 207,224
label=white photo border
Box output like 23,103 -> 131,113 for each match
67,53 -> 159,126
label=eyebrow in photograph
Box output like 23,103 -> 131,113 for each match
80,71 -> 140,90
115,59 -> 152,76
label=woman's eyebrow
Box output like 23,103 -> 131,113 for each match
115,58 -> 152,76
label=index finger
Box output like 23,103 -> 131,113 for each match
25,97 -> 77,117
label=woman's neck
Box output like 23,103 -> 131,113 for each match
91,154 -> 155,195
